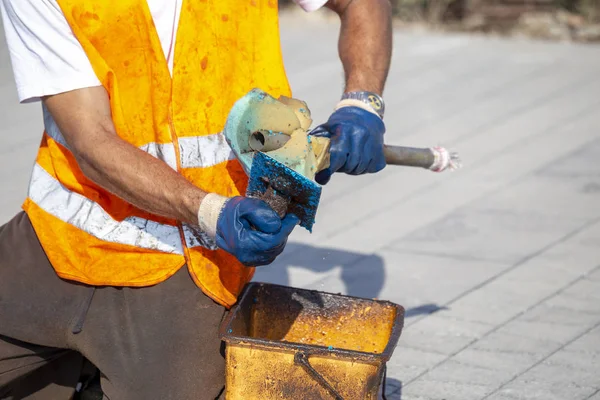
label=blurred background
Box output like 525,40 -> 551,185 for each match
283,0 -> 600,41
1,3 -> 600,400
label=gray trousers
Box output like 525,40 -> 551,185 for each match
0,212 -> 227,400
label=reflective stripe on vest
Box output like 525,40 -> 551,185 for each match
36,108 -> 231,253
29,164 -> 218,253
29,163 -> 184,254
43,106 -> 234,171
178,134 -> 235,169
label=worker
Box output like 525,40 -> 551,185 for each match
0,0 -> 392,398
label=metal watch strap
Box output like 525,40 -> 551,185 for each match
341,91 -> 385,119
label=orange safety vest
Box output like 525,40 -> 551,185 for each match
22,0 -> 291,307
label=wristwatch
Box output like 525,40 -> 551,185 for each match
341,91 -> 385,119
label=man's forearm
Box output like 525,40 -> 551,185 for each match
329,0 -> 393,95
75,134 -> 206,225
43,88 -> 207,226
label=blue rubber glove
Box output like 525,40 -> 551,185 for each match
215,197 -> 299,266
310,106 -> 386,185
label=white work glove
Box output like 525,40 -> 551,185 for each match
197,193 -> 230,239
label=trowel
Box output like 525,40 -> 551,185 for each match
223,88 -> 461,232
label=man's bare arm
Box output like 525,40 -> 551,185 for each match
43,86 -> 206,225
326,0 -> 393,95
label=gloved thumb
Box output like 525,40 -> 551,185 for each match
315,169 -> 332,185
241,199 -> 282,234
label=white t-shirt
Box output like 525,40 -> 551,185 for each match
0,0 -> 327,103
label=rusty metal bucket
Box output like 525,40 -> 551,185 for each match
219,282 -> 405,399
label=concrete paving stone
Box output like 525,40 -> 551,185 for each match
472,332 -> 562,359
389,219 -> 600,331
501,220 -> 600,278
543,292 -> 600,315
386,365 -> 429,386
422,359 -> 515,387
346,250 -> 505,307
402,379 -> 493,400
401,63 -> 542,126
498,319 -> 595,346
563,325 -> 600,353
451,348 -> 541,375
469,299 -> 600,357
385,47 -> 502,105
409,314 -> 496,339
0,130 -> 41,154
405,71 -> 600,155
386,346 -> 449,382
502,243 -> 600,287
397,314 -> 495,355
519,302 -> 600,327
589,269 -> 600,282
586,390 -> 600,400
485,393 -> 523,400
537,138 -> 600,179
0,187 -> 28,224
397,331 -> 476,357
518,350 -> 600,388
455,100 -> 600,184
473,173 -> 600,221
560,278 -> 600,302
443,74 -> 600,154
492,379 -> 598,400
435,278 -> 564,326
517,280 -> 600,327
0,158 -> 35,181
396,395 -> 430,400
392,206 -> 589,264
399,53 -> 600,142
500,256 -> 591,288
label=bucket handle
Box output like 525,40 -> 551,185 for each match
294,352 -> 345,400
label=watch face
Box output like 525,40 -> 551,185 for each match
367,94 -> 383,113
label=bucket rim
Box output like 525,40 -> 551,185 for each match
219,282 -> 405,363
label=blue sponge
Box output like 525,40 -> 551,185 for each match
247,152 -> 321,232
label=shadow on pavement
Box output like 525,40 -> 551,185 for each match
256,243 -> 450,320
383,377 -> 403,399
254,242 -> 386,299
405,303 -> 449,318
